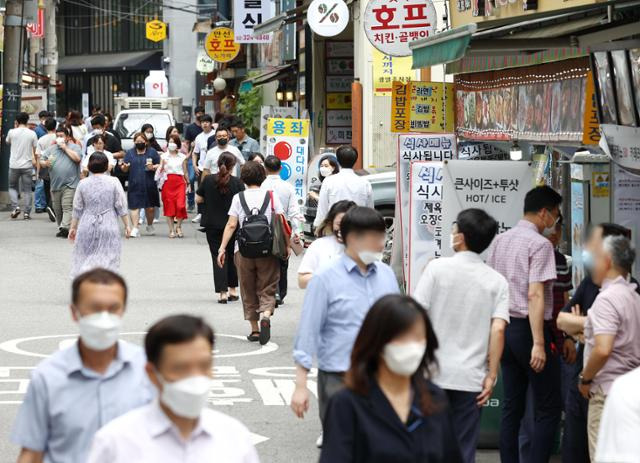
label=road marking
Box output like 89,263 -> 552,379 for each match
248,366 -> 318,378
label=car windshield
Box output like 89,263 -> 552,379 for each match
115,113 -> 172,139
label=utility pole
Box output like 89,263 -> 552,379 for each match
43,0 -> 57,115
0,0 -> 26,207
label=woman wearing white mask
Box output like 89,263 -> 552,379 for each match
320,295 -> 463,463
158,134 -> 189,238
87,315 -> 260,463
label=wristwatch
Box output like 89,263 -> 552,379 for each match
579,374 -> 593,385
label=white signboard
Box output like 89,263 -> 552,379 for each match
196,49 -> 215,73
600,124 -> 640,176
307,0 -> 349,37
397,133 -> 456,280
408,161 -> 443,293
234,0 -> 272,43
441,160 -> 532,258
364,0 -> 437,57
327,110 -> 352,126
326,127 -> 352,144
260,105 -> 298,154
613,165 -> 640,276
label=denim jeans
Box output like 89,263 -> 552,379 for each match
186,158 -> 196,208
9,168 -> 33,213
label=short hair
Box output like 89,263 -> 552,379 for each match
599,223 -> 632,240
240,161 -> 266,186
44,118 -> 57,131
91,114 -> 106,127
71,268 -> 127,305
456,208 -> 498,254
215,127 -> 230,137
523,186 -> 562,214
56,125 -> 71,137
133,132 -> 148,143
340,206 -> 386,246
603,235 -> 636,274
145,315 -> 215,368
336,145 -> 358,169
91,134 -> 107,145
317,200 -> 356,238
231,120 -> 245,129
168,133 -> 181,147
38,110 -> 50,119
264,155 -> 281,172
200,114 -> 213,124
16,112 -> 29,125
194,106 -> 205,114
88,151 -> 109,174
248,152 -> 265,163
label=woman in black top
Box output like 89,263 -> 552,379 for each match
196,152 -> 244,303
320,295 -> 462,463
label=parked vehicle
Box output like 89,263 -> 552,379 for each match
113,97 -> 182,151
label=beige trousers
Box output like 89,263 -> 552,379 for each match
234,252 -> 279,321
587,386 -> 607,462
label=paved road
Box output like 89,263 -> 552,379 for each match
0,211 -> 503,463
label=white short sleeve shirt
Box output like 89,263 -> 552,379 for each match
297,234 -> 344,275
193,131 -> 215,169
203,145 -> 245,175
413,251 -> 510,392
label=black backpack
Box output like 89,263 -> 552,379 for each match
237,191 -> 273,258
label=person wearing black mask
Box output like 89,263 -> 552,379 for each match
202,128 -> 244,178
557,223 -> 640,463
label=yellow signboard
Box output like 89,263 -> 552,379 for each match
267,118 -> 310,138
391,81 -> 455,133
327,93 -> 352,110
592,171 -> 610,198
205,27 -> 241,63
582,71 -> 601,145
145,20 -> 167,42
372,50 -> 414,96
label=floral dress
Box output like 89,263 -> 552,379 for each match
71,175 -> 128,278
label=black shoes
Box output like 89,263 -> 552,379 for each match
23,212 -> 31,220
10,208 -> 20,219
56,228 -> 69,238
259,319 -> 271,345
46,207 -> 56,222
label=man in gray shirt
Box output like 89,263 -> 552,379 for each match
40,126 -> 82,238
6,112 -> 38,220
230,120 -> 260,160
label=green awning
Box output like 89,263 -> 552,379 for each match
410,24 -> 477,69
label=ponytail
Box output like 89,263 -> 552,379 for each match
217,164 -> 231,193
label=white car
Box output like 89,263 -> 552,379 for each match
113,109 -> 175,152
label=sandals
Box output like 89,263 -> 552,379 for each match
218,298 -> 228,304
169,232 -> 176,239
259,318 -> 271,345
247,331 -> 260,342
176,228 -> 184,238
228,295 -> 240,302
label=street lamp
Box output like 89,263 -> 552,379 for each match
213,77 -> 227,92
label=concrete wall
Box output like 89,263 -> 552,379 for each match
163,8 -> 198,110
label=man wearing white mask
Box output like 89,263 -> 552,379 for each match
11,269 -> 153,463
87,315 -> 260,462
413,208 -> 509,463
291,207 -> 400,448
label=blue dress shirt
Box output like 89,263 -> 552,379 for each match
293,254 -> 400,372
11,340 -> 154,463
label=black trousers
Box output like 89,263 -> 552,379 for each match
205,229 -> 238,293
562,363 -> 590,463
499,318 -> 561,463
43,178 -> 52,208
278,257 -> 289,300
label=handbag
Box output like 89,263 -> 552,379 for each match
154,163 -> 168,190
269,191 -> 290,260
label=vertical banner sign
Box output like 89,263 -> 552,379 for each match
582,72 -> 601,145
397,134 -> 456,282
391,81 -> 455,133
441,160 -> 532,258
260,106 -> 298,154
571,180 -> 588,288
372,49 -> 414,95
267,118 -> 311,204
408,161 -> 443,293
613,165 -> 640,276
26,8 -> 44,38
234,0 -> 272,43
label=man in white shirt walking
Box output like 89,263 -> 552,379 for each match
87,315 -> 260,463
190,114 -> 215,223
7,112 -> 38,220
313,145 -> 373,228
203,127 -> 244,177
413,208 -> 509,463
262,155 -> 304,304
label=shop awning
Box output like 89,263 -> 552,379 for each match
410,24 -> 477,69
57,51 -> 162,74
239,64 -> 295,92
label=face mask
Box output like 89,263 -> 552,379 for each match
135,142 -> 146,150
383,341 -> 427,377
582,249 -> 594,271
320,166 -> 333,177
167,142 -> 178,152
159,374 -> 212,419
93,129 -> 104,135
56,137 -> 65,145
145,133 -> 154,139
358,250 -> 383,265
542,211 -> 557,237
449,233 -> 461,252
77,311 -> 122,351
217,138 -> 228,146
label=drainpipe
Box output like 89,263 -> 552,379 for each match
351,78 -> 363,169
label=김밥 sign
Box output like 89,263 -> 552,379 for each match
397,134 -> 456,283
234,0 -> 272,43
392,81 -> 455,133
266,118 -> 310,203
364,0 -> 437,57
440,160 -> 532,258
205,27 -> 241,63
408,161 -> 443,293
307,0 -> 350,37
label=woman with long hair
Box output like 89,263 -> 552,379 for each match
69,152 -> 131,278
196,152 -> 244,303
158,133 -> 188,238
297,199 -> 355,288
141,123 -> 163,152
320,295 -> 462,463
120,132 -> 160,237
67,110 -> 88,143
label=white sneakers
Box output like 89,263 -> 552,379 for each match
130,228 -> 140,238
146,225 -> 155,236
316,433 -> 323,448
191,213 -> 201,223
